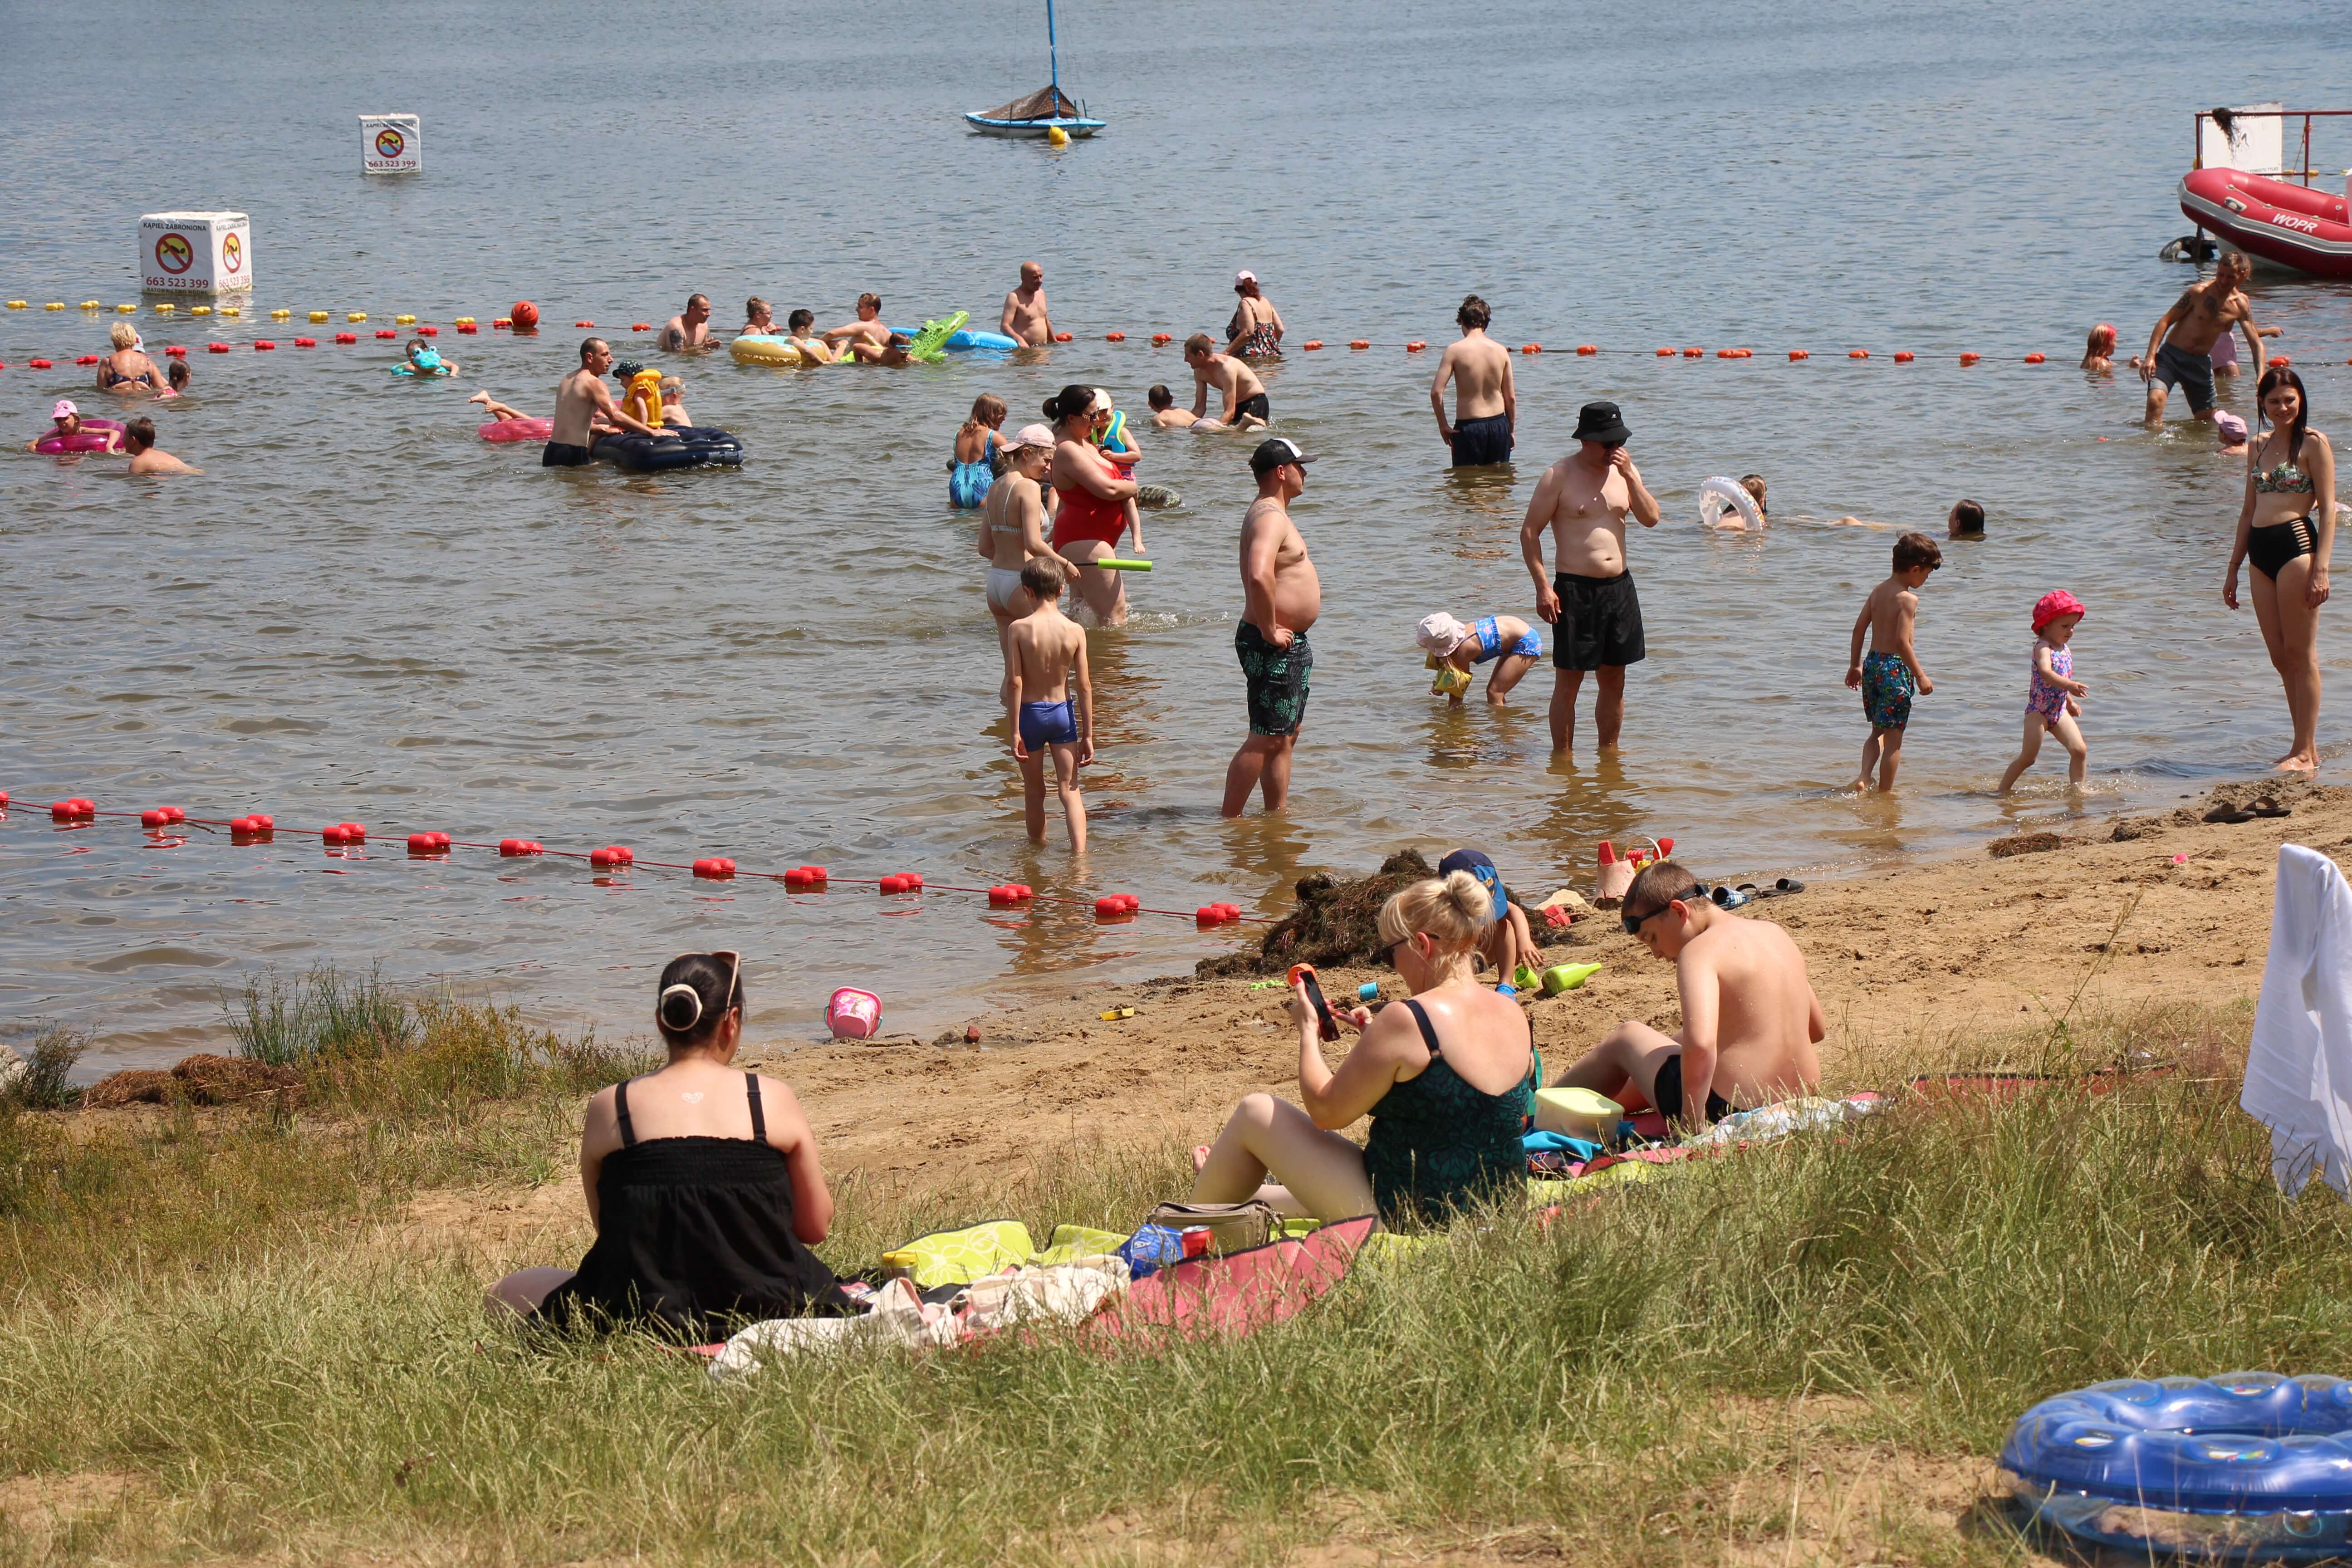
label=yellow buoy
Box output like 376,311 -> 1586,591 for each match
154,302 -> 176,312
79,300 -> 100,309
1046,125 -> 1069,147
4,300 -> 24,310
115,303 -> 137,313
220,306 -> 240,317
309,311 -> 329,323
394,314 -> 416,325
347,312 -> 367,323
454,317 -> 475,326
270,308 -> 292,320
191,305 -> 212,316
44,302 -> 64,310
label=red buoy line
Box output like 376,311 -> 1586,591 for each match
5,793 -> 1266,931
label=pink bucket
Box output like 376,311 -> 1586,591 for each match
826,987 -> 882,1040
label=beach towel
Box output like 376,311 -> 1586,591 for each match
879,1219 -> 1038,1287
1089,1215 -> 1377,1343
2241,844 -> 2352,1198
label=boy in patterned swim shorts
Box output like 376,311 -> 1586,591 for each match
1842,531 -> 1940,792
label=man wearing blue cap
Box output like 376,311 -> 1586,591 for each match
1439,848 -> 1542,986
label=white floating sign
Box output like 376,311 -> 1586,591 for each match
2201,102 -> 2286,175
137,211 -> 253,293
361,113 -> 423,174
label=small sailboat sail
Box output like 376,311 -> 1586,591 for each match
964,0 -> 1105,137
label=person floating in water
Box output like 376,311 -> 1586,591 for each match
784,309 -> 836,363
123,416 -> 200,475
823,294 -> 912,365
1003,557 -> 1094,852
402,338 -> 457,376
1842,531 -> 1941,792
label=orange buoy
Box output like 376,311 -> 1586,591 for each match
1848,349 -> 1869,359
1406,340 -> 1427,352
1655,347 -> 1673,357
631,322 -> 651,331
2272,353 -> 2293,367
1682,347 -> 1702,358
573,320 -> 593,328
1301,339 -> 1323,350
1577,344 -> 1597,356
1105,331 -> 1125,342
2023,352 -> 2046,364
1959,352 -> 1981,365
1893,351 -> 1915,363
509,301 -> 538,330
1151,333 -> 1172,345
1521,343 -> 1541,354
1788,349 -> 1809,360
1349,339 -> 1370,350
1054,332 -> 1073,342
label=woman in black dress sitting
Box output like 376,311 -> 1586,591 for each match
489,950 -> 855,1337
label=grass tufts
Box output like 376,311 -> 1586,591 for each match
1,1025 -> 88,1110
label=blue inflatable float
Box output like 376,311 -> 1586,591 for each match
595,426 -> 743,473
2003,1373 -> 2352,1560
887,325 -> 1022,353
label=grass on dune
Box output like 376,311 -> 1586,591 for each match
4,992 -> 2346,1566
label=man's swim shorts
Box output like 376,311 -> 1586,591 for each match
1235,620 -> 1311,736
1235,392 -> 1270,423
1652,1053 -> 1732,1126
1450,412 -> 1514,467
1860,649 -> 1916,730
2153,341 -> 2217,415
542,441 -> 595,468
1551,571 -> 1646,670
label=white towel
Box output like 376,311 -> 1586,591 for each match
2240,844 -> 2352,1197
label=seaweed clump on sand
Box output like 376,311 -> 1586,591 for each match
1196,850 -> 1436,979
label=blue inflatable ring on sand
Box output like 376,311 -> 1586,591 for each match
2002,1373 -> 2352,1560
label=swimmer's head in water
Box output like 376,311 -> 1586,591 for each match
167,360 -> 190,390
2086,322 -> 2117,356
109,320 -> 137,351
1183,333 -> 1216,361
1457,294 -> 1490,332
1738,473 -> 1767,514
660,375 -> 683,400
1147,384 -> 1174,410
124,416 -> 155,452
745,295 -> 769,323
2215,411 -> 2249,446
786,309 -> 814,334
51,398 -> 77,427
857,293 -> 882,319
1949,499 -> 1985,537
684,293 -> 710,319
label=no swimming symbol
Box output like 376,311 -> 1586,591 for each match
221,233 -> 243,273
376,127 -> 405,159
153,233 -> 193,274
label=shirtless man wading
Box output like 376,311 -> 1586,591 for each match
545,338 -> 672,467
660,294 -> 715,352
1186,334 -> 1270,428
1430,294 -> 1514,467
2141,251 -> 2264,425
1222,438 -> 1321,817
1519,400 -> 1661,753
1550,861 -> 1824,1132
1000,261 -> 1054,348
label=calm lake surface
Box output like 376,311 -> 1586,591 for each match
5,0 -> 2349,1068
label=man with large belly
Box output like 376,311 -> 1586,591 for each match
1221,438 -> 1322,817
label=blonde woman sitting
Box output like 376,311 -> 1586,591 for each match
1191,871 -> 1534,1225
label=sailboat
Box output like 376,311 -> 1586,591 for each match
964,0 -> 1104,138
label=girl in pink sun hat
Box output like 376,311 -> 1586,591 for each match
1997,591 -> 2090,794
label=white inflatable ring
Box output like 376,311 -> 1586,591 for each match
1698,476 -> 1763,530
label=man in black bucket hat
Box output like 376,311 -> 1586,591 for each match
1519,400 -> 1661,754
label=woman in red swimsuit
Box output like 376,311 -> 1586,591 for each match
1044,383 -> 1140,625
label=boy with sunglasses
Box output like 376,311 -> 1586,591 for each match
1548,861 -> 1823,1132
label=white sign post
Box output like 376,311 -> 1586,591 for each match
137,211 -> 253,294
360,114 -> 423,174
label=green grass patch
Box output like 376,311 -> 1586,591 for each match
1,1002 -> 2342,1565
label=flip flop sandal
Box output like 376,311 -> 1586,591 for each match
1754,877 -> 1807,898
2204,807 -> 2257,824
2252,799 -> 2294,818
1735,883 -> 1760,897
1710,884 -> 1751,909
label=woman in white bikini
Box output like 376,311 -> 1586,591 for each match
2225,364 -> 2335,773
977,424 -> 1081,693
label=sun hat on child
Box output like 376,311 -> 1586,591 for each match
51,398 -> 77,420
2032,590 -> 2087,633
1415,613 -> 1472,656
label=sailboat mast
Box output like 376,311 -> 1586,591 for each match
1047,0 -> 1061,105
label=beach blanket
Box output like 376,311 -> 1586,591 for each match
1088,1215 -> 1377,1344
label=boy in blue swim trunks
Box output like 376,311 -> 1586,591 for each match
1842,531 -> 1940,792
1414,611 -> 1542,707
1004,557 -> 1095,851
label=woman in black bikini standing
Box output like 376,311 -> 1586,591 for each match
2226,365 -> 2335,773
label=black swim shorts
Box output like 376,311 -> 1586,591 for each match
2153,342 -> 2216,415
1235,620 -> 1311,736
1235,392 -> 1270,423
1651,1052 -> 1732,1126
1552,571 -> 1646,669
1451,412 -> 1514,467
542,440 -> 596,468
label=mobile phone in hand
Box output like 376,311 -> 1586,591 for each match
1288,963 -> 1341,1041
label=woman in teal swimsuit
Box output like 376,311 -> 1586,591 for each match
949,393 -> 1007,509
1190,871 -> 1534,1225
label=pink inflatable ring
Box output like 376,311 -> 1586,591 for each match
34,417 -> 124,454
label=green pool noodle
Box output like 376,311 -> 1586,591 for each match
1093,557 -> 1152,571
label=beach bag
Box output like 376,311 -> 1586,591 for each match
1141,1200 -> 1279,1258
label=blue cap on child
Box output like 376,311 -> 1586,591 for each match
1438,847 -> 1509,923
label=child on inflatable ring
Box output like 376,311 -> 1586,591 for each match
402,338 -> 457,377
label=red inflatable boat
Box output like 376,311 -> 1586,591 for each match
2179,167 -> 2352,277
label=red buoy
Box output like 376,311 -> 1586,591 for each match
76,355 -> 99,366
457,323 -> 478,334
206,343 -> 228,354
1349,339 -> 1370,350
1152,333 -> 1172,345
334,333 -> 357,343
510,301 -> 539,331
2024,352 -> 2047,364
1105,332 -> 1126,342
417,326 -> 437,337
374,329 -> 396,339
1053,332 -> 1073,342
1893,351 -> 1915,363
1789,349 -> 1809,360
29,358 -> 53,368
294,337 -> 316,347
254,340 -> 275,350
1301,339 -> 1323,350
164,346 -> 187,357
1577,345 -> 1598,355
631,323 -> 651,332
